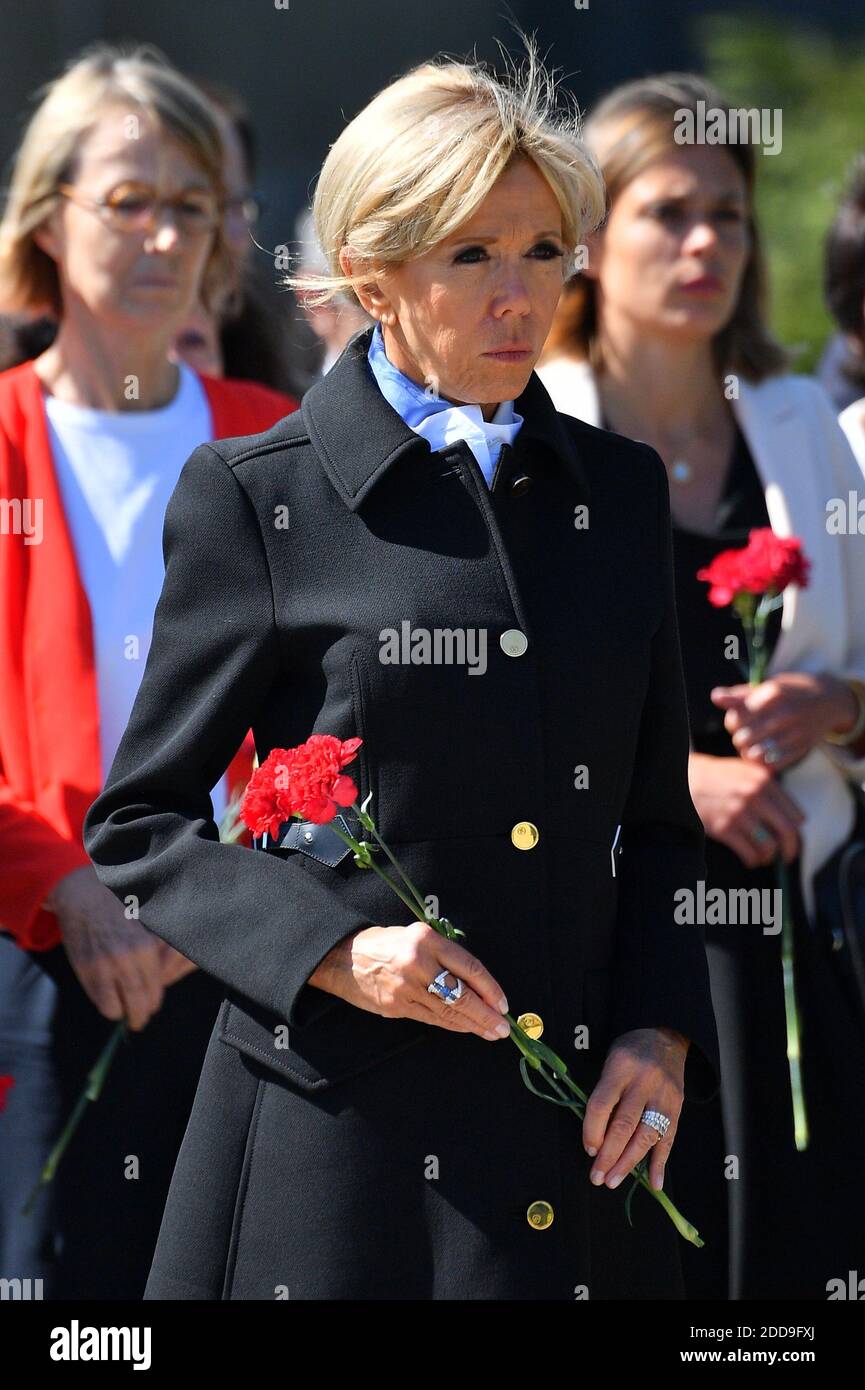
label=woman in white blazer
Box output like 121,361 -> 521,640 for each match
537,72 -> 865,1301
826,154 -> 865,471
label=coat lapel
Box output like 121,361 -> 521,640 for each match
732,378 -> 843,677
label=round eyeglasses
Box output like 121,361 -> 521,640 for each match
55,181 -> 223,235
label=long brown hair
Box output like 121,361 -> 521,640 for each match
541,72 -> 789,383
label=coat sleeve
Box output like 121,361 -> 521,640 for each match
83,443 -> 374,1030
606,446 -> 721,1104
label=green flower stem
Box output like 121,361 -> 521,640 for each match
326,821 -> 430,925
21,1021 -> 128,1217
361,813 -> 430,923
323,805 -> 704,1246
741,596 -> 809,1151
776,854 -> 810,1151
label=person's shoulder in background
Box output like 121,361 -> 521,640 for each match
196,370 -> 298,442
838,395 -> 865,473
535,353 -> 597,424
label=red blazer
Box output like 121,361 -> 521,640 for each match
0,360 -> 296,951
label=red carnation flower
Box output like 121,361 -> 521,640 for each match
239,734 -> 362,835
697,528 -> 810,607
0,1075 -> 14,1112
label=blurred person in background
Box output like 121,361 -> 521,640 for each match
826,154 -> 865,461
0,310 -> 57,370
170,78 -> 314,397
0,78 -> 312,399
537,72 -> 865,1300
0,40 -> 295,1298
815,330 -> 863,414
292,205 -> 371,377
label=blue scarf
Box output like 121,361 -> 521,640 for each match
367,322 -> 524,487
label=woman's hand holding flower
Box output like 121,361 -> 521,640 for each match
583,1026 -> 689,1193
309,922 -> 512,1041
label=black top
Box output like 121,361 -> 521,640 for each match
669,425 -> 783,755
601,415 -> 782,756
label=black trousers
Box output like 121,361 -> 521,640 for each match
0,929 -> 223,1299
673,796 -> 865,1300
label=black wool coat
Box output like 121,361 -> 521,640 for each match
83,324 -> 721,1301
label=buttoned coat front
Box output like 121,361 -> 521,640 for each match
83,323 -> 721,1301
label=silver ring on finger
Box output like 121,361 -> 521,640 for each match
427,969 -> 464,1005
761,737 -> 782,764
750,823 -> 772,845
640,1108 -> 671,1140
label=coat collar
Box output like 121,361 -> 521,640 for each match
301,324 -> 591,509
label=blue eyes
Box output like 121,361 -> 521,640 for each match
453,241 -> 565,265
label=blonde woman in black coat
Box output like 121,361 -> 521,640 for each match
84,42 -> 720,1301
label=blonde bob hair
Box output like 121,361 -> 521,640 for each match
281,37 -> 607,308
0,40 -> 234,319
540,72 -> 789,383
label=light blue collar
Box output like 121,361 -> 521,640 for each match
366,321 -> 524,487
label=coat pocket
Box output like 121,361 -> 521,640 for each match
216,989 -> 432,1093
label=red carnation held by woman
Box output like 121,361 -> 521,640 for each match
239,734 -> 363,835
696,527 -> 810,607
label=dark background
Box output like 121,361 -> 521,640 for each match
1,0 -> 862,367
0,0 -> 858,266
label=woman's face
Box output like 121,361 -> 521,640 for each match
351,156 -> 568,414
589,144 -> 751,346
34,105 -> 217,336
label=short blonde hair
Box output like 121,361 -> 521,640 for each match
281,34 -> 606,307
0,39 -> 234,318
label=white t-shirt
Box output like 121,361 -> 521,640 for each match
45,361 -> 231,827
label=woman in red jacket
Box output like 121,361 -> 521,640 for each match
0,41 -> 295,1297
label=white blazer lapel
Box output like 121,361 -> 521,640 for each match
732,378 -> 845,679
535,356 -> 601,427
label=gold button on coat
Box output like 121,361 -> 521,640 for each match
500,628 -> 528,657
517,1012 -> 544,1039
527,1201 -> 554,1229
511,821 -> 539,850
